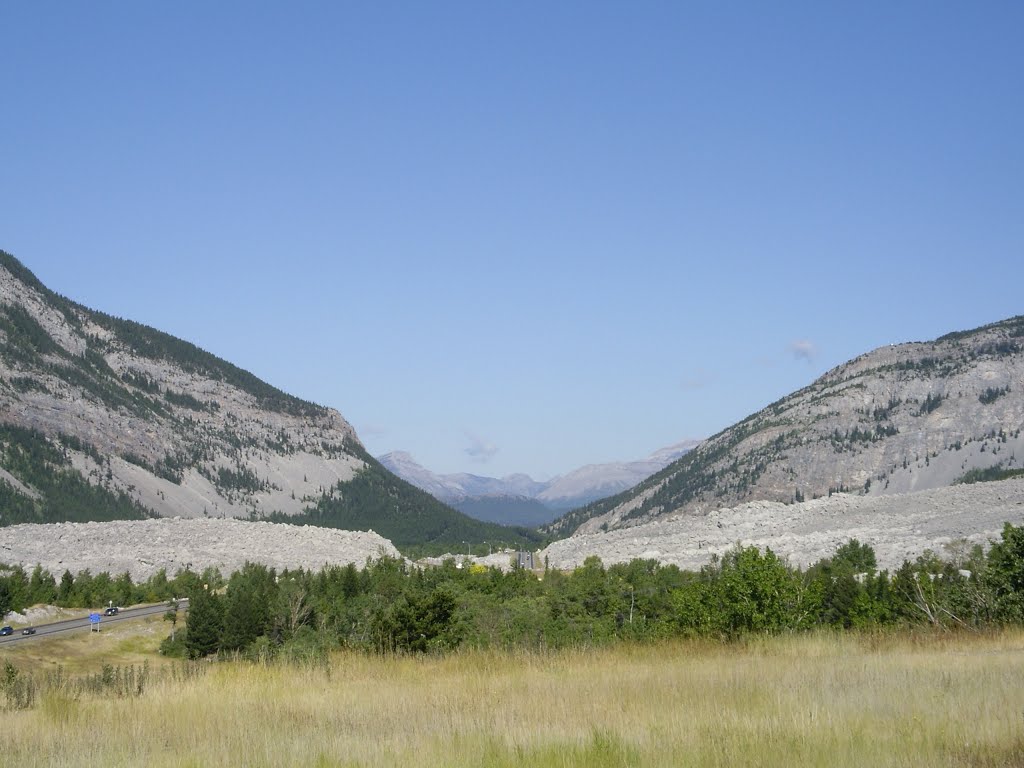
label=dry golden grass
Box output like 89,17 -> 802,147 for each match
3,630 -> 1024,767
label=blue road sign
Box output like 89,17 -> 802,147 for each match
89,613 -> 101,624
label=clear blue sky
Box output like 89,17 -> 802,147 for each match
3,3 -> 1022,479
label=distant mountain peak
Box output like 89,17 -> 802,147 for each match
377,441 -> 700,526
377,450 -> 420,467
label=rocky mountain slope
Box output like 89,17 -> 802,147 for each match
378,440 -> 700,525
547,316 -> 1024,537
0,250 -> 539,554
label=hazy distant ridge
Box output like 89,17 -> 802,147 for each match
378,440 -> 700,524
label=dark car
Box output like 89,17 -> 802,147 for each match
0,626 -> 12,636
104,607 -> 119,616
21,627 -> 36,636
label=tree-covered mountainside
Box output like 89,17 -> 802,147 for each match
269,445 -> 544,556
451,495 -> 559,528
0,249 -> 536,554
0,424 -> 152,525
547,315 -> 1024,537
0,250 -> 323,418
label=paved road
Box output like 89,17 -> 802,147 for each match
0,599 -> 189,648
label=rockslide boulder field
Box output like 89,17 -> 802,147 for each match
3,481 -> 1021,579
0,518 -> 401,582
538,477 -> 1024,572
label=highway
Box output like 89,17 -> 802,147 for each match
0,599 -> 189,647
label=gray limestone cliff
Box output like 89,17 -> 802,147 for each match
0,251 -> 365,522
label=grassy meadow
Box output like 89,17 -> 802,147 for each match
3,629 -> 1024,767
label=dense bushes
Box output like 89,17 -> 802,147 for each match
7,524 -> 1024,661
164,524 -> 1024,658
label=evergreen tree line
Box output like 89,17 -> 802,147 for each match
172,523 -> 1024,659
4,523 -> 1024,660
0,563 -> 222,619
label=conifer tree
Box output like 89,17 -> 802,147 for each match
185,587 -> 223,658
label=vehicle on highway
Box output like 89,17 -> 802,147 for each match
0,626 -> 12,636
21,627 -> 36,636
104,606 -> 119,616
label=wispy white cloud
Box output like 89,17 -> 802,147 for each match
464,431 -> 498,463
788,339 -> 818,362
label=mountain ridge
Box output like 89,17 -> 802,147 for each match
378,440 -> 700,525
0,249 -> 539,554
545,316 -> 1024,537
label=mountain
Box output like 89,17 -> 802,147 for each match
537,441 -> 700,509
0,250 -> 541,555
376,451 -> 471,500
378,440 -> 700,525
376,452 -> 548,501
545,316 -> 1024,537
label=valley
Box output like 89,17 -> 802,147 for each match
378,440 -> 700,527
3,246 -> 1024,586
5,6 -> 1024,766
